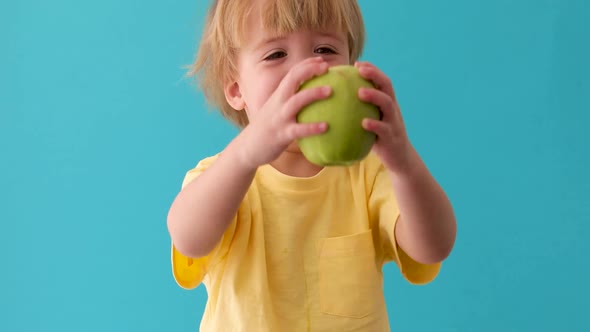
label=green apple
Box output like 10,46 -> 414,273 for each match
296,65 -> 381,166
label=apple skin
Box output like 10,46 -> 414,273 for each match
296,65 -> 381,166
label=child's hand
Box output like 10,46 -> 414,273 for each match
355,61 -> 415,174
236,57 -> 332,170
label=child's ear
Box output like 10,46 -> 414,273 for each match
224,81 -> 246,111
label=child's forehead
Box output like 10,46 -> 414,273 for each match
235,0 -> 347,46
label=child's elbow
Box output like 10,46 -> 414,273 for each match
173,240 -> 211,259
418,247 -> 453,265
422,238 -> 456,264
408,235 -> 456,265
169,230 -> 214,258
167,216 -> 214,259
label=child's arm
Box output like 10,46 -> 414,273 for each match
355,61 -> 456,264
167,57 -> 332,258
167,145 -> 257,258
390,147 -> 456,264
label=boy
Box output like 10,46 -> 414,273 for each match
167,0 -> 457,331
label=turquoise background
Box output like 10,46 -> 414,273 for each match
1,0 -> 588,331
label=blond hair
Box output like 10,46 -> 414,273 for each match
187,0 -> 366,128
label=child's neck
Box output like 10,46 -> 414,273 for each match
270,150 -> 324,178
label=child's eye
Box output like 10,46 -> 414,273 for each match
264,51 -> 287,61
315,47 -> 336,54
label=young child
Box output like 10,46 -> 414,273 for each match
167,0 -> 457,331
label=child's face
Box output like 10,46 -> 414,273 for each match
226,6 -> 350,124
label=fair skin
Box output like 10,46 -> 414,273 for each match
168,9 -> 456,264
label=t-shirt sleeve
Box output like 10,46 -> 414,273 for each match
368,162 -> 441,285
170,155 -> 237,289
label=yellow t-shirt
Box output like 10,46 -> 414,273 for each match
171,152 -> 441,331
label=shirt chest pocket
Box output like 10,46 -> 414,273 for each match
318,230 -> 384,318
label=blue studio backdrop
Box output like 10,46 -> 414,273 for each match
1,0 -> 588,331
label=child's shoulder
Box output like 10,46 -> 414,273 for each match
186,153 -> 220,174
181,153 -> 220,189
195,153 -> 220,169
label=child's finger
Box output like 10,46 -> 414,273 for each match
283,122 -> 328,142
283,86 -> 332,120
278,57 -> 329,100
362,118 -> 390,138
358,87 -> 394,121
356,63 -> 397,102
